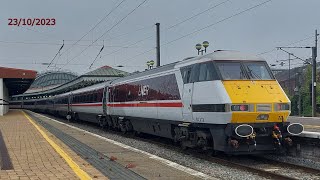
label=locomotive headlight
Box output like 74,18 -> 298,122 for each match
231,104 -> 249,111
274,103 -> 290,111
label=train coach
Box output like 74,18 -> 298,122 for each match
11,50 -> 304,155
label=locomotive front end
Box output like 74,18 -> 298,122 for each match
216,60 -> 303,154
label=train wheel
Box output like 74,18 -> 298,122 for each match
180,141 -> 188,150
66,114 -> 72,122
133,130 -> 141,137
73,113 -> 79,122
98,118 -> 106,129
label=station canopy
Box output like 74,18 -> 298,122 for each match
0,67 -> 37,96
11,65 -> 128,99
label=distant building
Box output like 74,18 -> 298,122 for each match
274,63 -> 320,96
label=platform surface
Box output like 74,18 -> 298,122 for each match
0,110 -> 211,180
288,116 -> 320,132
0,110 -> 107,179
288,116 -> 320,139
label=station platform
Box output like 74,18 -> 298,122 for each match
0,110 -> 212,180
288,116 -> 320,139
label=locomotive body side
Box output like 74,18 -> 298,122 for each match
106,51 -> 302,154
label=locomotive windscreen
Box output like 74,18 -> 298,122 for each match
216,61 -> 274,80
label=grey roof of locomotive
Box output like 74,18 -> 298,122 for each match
110,61 -> 179,84
110,50 -> 264,85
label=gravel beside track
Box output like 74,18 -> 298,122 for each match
38,113 -> 320,180
224,155 -> 320,180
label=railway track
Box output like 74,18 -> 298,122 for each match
135,134 -> 320,180
206,155 -> 320,180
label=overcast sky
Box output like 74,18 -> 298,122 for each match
1,0 -> 319,74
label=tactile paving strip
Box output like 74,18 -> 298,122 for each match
27,112 -> 145,180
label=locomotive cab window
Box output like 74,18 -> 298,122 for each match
216,62 -> 248,80
181,66 -> 192,83
198,62 -> 219,82
244,62 -> 273,80
216,61 -> 274,80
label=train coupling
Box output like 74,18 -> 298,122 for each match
272,124 -> 282,147
246,132 -> 257,151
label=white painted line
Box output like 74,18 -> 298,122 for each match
289,116 -> 320,120
300,131 -> 320,139
29,111 -> 216,180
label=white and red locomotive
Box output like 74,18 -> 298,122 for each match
11,50 -> 303,154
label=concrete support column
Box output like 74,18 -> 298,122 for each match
0,78 -> 9,116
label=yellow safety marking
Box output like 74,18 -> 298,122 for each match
22,111 -> 92,180
304,125 -> 320,129
222,80 -> 290,123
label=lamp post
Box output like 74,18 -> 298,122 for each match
146,60 -> 155,69
195,41 -> 210,55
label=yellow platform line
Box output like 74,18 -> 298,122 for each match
22,111 -> 92,180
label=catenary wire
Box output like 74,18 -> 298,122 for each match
118,0 -> 272,65
58,0 -> 126,59
166,0 -> 231,30
162,0 -> 272,47
257,35 -> 314,55
62,0 -> 148,67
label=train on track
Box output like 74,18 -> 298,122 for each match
10,50 -> 304,154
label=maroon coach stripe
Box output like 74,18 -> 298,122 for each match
107,102 -> 183,108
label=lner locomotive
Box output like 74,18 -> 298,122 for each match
13,50 -> 303,154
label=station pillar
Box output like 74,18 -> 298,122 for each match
0,78 -> 9,116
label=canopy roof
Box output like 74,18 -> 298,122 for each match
0,67 -> 37,95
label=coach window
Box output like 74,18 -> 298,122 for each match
93,92 -> 97,102
89,94 -> 92,103
86,94 -> 90,103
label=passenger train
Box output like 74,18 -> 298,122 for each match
10,50 -> 304,154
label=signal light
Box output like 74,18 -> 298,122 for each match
231,104 -> 249,111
